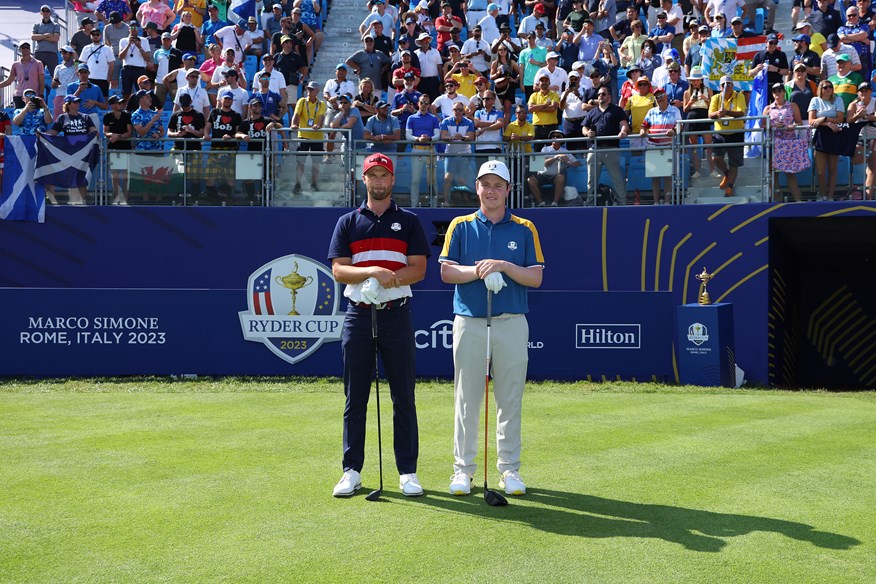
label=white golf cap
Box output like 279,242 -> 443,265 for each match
546,51 -> 560,59
477,160 -> 510,183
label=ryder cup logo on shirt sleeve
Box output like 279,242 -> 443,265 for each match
239,254 -> 345,364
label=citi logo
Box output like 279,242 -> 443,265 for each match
576,324 -> 641,349
415,319 -> 454,349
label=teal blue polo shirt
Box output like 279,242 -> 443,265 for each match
439,209 -> 545,318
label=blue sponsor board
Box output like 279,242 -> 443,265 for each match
2,204 -> 876,383
0,288 -> 673,380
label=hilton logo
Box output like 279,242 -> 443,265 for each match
576,324 -> 641,349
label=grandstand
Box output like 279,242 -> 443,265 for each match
2,0 -> 846,209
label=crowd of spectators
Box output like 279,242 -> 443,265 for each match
3,0 -> 876,206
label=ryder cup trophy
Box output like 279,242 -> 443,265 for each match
275,261 -> 313,315
695,267 -> 714,305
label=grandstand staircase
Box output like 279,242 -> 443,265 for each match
684,158 -> 768,204
270,2 -> 362,206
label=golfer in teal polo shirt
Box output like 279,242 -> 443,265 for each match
439,160 -> 545,497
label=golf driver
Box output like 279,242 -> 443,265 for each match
365,304 -> 384,502
483,290 -> 508,507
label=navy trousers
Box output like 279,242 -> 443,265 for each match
341,302 -> 418,475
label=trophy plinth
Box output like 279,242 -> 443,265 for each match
695,267 -> 714,306
275,261 -> 313,315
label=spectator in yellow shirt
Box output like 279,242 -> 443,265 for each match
527,75 -> 560,140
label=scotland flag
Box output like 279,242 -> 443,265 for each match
0,136 -> 45,223
34,134 -> 99,188
228,0 -> 257,21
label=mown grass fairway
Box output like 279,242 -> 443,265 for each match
1,379 -> 873,583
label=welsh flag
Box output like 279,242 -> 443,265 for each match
127,153 -> 184,194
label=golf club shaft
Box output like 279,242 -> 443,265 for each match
371,304 -> 383,493
484,290 -> 492,488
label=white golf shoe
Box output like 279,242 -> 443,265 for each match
498,470 -> 526,495
449,472 -> 472,496
399,473 -> 424,496
332,470 -> 362,497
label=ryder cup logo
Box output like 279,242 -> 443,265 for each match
508,241 -> 517,251
687,322 -> 709,346
239,254 -> 345,364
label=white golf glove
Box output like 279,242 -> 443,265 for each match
361,277 -> 382,305
484,272 -> 507,294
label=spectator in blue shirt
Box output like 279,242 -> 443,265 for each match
392,73 -> 423,151
201,4 -> 229,56
363,100 -> 400,152
65,64 -> 107,126
439,102 -> 475,205
648,11 -> 675,53
12,88 -> 52,135
250,72 -> 286,122
406,94 -> 441,206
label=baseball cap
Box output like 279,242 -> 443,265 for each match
338,93 -> 352,102
770,82 -> 784,92
667,62 -> 681,72
572,61 -> 586,70
546,51 -> 560,60
249,97 -> 263,106
767,33 -> 779,42
222,68 -> 239,77
19,41 -> 30,48
477,160 -> 511,183
720,75 -> 734,86
259,71 -> 272,79
23,88 -> 37,97
77,63 -> 89,71
363,153 -> 394,176
858,82 -> 872,91
447,43 -> 460,51
81,17 -> 94,25
306,81 -> 320,89
487,3 -> 499,10
568,70 -> 580,78
109,11 -> 122,23
549,130 -> 565,138
653,88 -> 667,97
417,32 -> 431,41
662,48 -> 679,61
185,68 -> 199,76
135,89 -> 150,99
108,94 -> 123,104
262,53 -> 274,60
792,34 -> 810,43
237,19 -> 248,28
336,63 -> 347,70
794,21 -> 810,30
247,16 -> 257,23
404,71 -> 416,79
145,21 -> 158,30
375,100 -> 390,109
208,4 -> 218,10
533,3 -> 545,13
793,61 -> 807,71
219,91 -> 234,100
698,25 -> 710,33
475,76 -> 489,84
273,3 -> 283,9
40,4 -> 51,11
61,44 -> 74,53
281,35 -> 293,43
161,32 -> 172,39
730,16 -> 743,24
405,17 -> 415,24
657,11 -> 667,18
836,53 -> 851,62
183,53 -> 196,61
827,33 -> 840,47
137,74 -> 150,84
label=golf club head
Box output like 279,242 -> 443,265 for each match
365,488 -> 382,502
484,483 -> 508,507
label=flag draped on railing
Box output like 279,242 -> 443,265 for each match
34,134 -> 99,188
0,136 -> 45,223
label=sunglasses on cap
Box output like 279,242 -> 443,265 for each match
637,81 -> 649,86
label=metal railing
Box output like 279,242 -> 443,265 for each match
29,114 -> 876,207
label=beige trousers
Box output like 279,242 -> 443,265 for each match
452,313 -> 529,476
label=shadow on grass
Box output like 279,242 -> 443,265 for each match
402,489 -> 861,552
